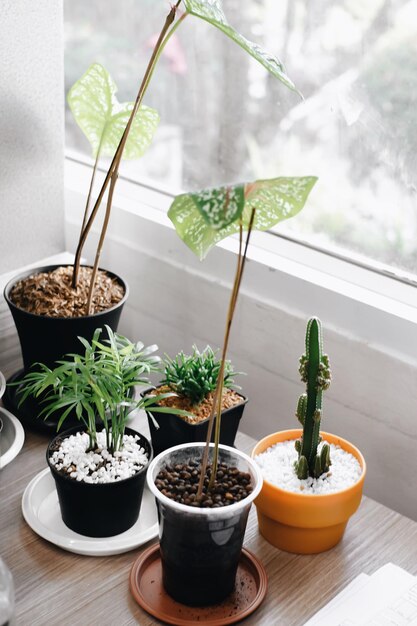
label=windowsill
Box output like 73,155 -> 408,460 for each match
65,154 -> 417,365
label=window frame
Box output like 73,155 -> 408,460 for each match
65,151 -> 417,364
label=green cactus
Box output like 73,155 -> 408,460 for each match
294,318 -> 332,480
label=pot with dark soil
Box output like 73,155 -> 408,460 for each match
5,264 -> 128,371
142,346 -> 247,455
147,442 -> 263,606
19,326 -> 185,535
5,58 -> 160,374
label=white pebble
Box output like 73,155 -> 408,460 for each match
49,429 -> 148,485
255,439 -> 362,494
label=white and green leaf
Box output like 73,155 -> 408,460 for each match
67,63 -> 160,159
183,0 -> 299,93
168,176 -> 318,260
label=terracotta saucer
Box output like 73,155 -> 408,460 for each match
130,544 -> 268,626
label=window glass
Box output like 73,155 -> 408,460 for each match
65,0 -> 417,276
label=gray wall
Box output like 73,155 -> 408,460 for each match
0,1 -> 65,271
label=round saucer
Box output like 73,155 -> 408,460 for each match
130,544 -> 268,625
22,468 -> 158,556
0,407 -> 25,469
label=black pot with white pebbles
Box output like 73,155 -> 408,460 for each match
47,426 -> 152,537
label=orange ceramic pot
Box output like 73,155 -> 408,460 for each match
252,429 -> 366,554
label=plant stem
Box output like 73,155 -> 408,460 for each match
85,172 -> 118,314
197,214 -> 255,498
80,138 -> 104,237
71,1 -> 185,291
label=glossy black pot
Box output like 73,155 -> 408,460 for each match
147,443 -> 263,606
4,264 -> 129,371
142,388 -> 247,456
47,426 -> 152,537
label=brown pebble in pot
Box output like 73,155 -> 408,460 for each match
155,461 -> 253,508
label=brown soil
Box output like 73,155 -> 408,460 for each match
148,386 -> 244,424
155,460 -> 253,507
10,266 -> 124,318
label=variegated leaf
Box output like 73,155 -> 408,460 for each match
183,0 -> 298,93
168,176 -> 318,260
67,63 -> 160,159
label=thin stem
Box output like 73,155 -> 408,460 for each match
80,138 -> 104,237
197,214 -> 255,498
85,173 -> 118,314
71,2 -> 185,290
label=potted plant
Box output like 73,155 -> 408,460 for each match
252,317 -> 366,554
3,62 -> 160,374
142,345 -> 247,455
5,0 -> 299,377
142,161 -> 316,607
18,326 -> 188,537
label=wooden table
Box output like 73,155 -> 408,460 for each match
2,408 -> 417,626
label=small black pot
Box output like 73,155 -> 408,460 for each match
47,426 -> 152,537
147,443 -> 263,606
4,264 -> 129,371
142,388 -> 247,455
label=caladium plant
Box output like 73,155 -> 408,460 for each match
169,176 -> 318,259
68,63 -> 160,161
167,175 -> 318,494
69,0 -> 302,311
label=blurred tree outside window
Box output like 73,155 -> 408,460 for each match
64,0 -> 417,277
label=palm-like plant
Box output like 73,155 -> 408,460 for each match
19,326 -> 188,453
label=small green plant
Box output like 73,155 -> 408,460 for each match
294,317 -> 332,480
160,346 -> 240,406
18,326 -> 188,453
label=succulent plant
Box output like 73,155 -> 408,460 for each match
160,345 -> 240,406
294,317 -> 332,480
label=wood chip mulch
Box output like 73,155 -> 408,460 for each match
148,386 -> 244,424
10,266 -> 124,318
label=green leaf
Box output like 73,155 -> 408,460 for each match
183,0 -> 298,93
67,63 -> 160,159
189,185 -> 244,230
168,176 -> 318,259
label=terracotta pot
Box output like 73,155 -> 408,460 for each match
252,429 -> 366,554
47,425 -> 152,537
142,387 -> 247,455
4,264 -> 128,371
147,443 -> 263,606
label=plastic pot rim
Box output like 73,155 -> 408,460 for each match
4,263 -> 129,321
147,441 -> 263,516
252,428 -> 366,500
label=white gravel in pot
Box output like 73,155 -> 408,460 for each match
49,429 -> 148,484
254,439 -> 362,494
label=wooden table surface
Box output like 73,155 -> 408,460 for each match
2,405 -> 417,626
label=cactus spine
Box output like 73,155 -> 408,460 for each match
295,317 -> 332,480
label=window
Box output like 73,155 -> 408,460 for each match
64,1 -> 417,278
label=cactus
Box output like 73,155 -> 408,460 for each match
294,317 -> 332,480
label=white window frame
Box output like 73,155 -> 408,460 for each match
65,151 -> 417,365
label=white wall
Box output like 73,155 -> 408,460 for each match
65,186 -> 417,522
0,0 -> 65,271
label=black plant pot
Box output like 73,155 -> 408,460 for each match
4,264 -> 129,371
142,388 -> 247,456
47,426 -> 152,537
147,443 -> 263,606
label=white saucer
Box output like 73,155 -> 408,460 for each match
0,406 -> 25,469
22,468 -> 159,556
